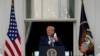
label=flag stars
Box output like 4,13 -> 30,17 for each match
10,19 -> 12,21
15,31 -> 17,33
13,23 -> 15,25
10,27 -> 12,29
12,31 -> 14,33
11,15 -> 15,17
12,34 -> 14,37
7,5 -> 20,42
14,24 -> 16,25
9,34 -> 11,36
9,28 -> 18,33
8,32 -> 18,37
11,38 -> 14,40
13,27 -> 15,29
11,12 -> 15,14
12,23 -> 15,25
10,23 -> 13,25
11,8 -> 14,10
9,30 -> 11,32
15,34 -> 17,37
10,23 -> 16,26
15,27 -> 17,29
11,19 -> 15,21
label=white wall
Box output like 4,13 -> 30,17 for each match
95,0 -> 100,55
0,0 -> 7,54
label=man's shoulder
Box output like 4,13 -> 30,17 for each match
40,35 -> 48,38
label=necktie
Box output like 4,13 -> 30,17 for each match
50,37 -> 54,47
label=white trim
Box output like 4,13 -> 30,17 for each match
24,18 -> 76,22
73,21 -> 78,56
22,0 -> 26,56
25,22 -> 32,43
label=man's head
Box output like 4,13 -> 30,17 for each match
46,26 -> 55,36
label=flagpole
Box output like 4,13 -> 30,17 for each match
83,52 -> 87,56
81,0 -> 83,2
12,0 -> 14,6
81,0 -> 83,3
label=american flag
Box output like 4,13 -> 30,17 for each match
79,0 -> 94,56
4,0 -> 21,56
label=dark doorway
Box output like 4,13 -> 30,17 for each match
26,22 -> 73,56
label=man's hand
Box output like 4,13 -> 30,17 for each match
48,38 -> 57,45
54,37 -> 58,42
54,33 -> 58,42
51,39 -> 56,43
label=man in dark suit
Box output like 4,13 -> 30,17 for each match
39,26 -> 63,46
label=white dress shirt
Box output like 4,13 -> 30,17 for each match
48,36 -> 54,47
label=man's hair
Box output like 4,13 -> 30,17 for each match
46,26 -> 55,31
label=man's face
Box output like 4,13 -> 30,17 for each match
46,27 -> 54,36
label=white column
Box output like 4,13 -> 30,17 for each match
95,0 -> 100,55
0,0 -> 10,55
75,0 -> 82,55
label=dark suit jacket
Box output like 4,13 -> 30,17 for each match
39,36 -> 63,46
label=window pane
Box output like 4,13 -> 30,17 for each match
43,0 -> 58,18
26,0 -> 31,18
32,0 -> 42,18
69,0 -> 74,18
60,0 -> 69,18
26,0 -> 74,18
